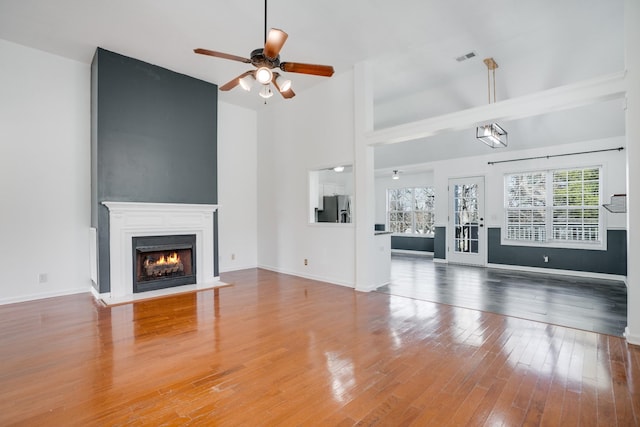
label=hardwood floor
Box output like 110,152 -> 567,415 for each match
1,268 -> 639,426
377,253 -> 628,337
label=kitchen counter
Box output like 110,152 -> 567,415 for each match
373,232 -> 391,287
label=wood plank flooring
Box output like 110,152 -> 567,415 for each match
1,268 -> 638,426
377,254 -> 627,337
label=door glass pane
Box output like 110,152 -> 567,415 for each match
454,183 -> 479,254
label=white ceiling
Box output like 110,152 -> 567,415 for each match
0,0 -> 626,167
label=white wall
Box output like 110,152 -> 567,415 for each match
376,137 -> 627,232
0,40 -> 91,304
217,102 -> 258,272
257,70 -> 356,286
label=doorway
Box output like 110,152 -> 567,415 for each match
448,176 -> 485,266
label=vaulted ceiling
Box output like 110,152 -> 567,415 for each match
0,0 -> 625,168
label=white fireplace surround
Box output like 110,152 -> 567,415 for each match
100,201 -> 220,304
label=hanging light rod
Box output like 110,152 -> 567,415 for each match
487,147 -> 624,165
477,57 -> 508,148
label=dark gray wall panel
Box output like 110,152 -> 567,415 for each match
434,227 -> 446,259
391,236 -> 434,252
487,227 -> 627,275
92,48 -> 218,293
90,50 -> 99,290
96,49 -> 217,204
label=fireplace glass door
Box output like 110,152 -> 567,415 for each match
132,235 -> 196,293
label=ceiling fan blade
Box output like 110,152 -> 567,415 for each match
219,71 -> 254,91
280,88 -> 296,99
280,62 -> 335,77
272,73 -> 295,99
263,28 -> 288,59
194,48 -> 251,64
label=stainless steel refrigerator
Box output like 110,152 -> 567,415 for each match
317,195 -> 351,223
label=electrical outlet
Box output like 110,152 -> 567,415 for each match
38,273 -> 48,284
231,253 -> 235,260
304,258 -> 308,266
543,255 -> 549,263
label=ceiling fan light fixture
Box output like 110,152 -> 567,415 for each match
256,67 -> 273,84
239,75 -> 254,91
193,0 -> 333,100
275,75 -> 292,92
258,85 -> 273,99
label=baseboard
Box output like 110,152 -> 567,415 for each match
90,286 -> 106,301
487,263 -> 626,282
0,286 -> 90,306
257,264 -> 355,289
219,264 -> 259,273
625,327 -> 640,346
391,249 -> 433,257
433,258 -> 447,264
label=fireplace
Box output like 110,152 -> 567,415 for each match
132,235 -> 196,293
99,201 -> 219,303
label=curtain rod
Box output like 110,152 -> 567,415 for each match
487,147 -> 624,165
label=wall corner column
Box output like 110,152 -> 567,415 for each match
624,0 -> 640,345
353,62 -> 377,292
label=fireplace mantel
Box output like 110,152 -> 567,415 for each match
101,201 -> 220,304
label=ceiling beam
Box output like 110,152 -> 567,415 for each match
365,71 -> 627,147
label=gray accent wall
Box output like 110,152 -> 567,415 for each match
391,236 -> 435,252
434,227 -> 446,259
91,48 -> 218,293
487,227 -> 627,275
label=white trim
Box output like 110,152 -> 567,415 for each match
102,202 -> 220,303
390,233 -> 435,238
99,280 -> 227,306
219,265 -> 259,273
497,239 -> 607,251
365,71 -> 626,146
625,327 -> 640,346
391,249 -> 433,257
501,166 -> 606,251
487,263 -> 626,282
0,287 -> 89,306
90,227 -> 97,284
257,264 -> 355,289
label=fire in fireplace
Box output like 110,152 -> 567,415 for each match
132,235 -> 196,293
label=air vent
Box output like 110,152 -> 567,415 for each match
455,51 -> 477,62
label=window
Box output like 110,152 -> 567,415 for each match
388,187 -> 435,235
505,167 -> 601,245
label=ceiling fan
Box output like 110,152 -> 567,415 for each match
194,0 -> 335,99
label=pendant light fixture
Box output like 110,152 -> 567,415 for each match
392,170 -> 400,180
476,57 -> 508,148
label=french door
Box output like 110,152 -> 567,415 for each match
448,176 -> 486,266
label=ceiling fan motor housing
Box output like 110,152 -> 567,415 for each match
251,48 -> 280,69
